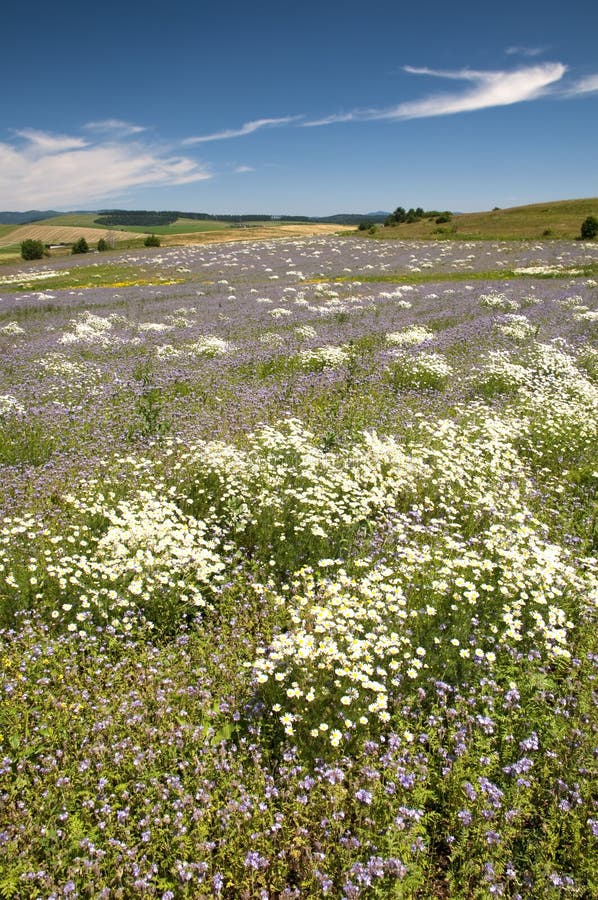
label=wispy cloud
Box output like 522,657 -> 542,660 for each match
14,129 -> 89,152
233,165 -> 255,173
183,116 -> 302,144
0,130 -> 211,209
303,63 -> 567,126
84,119 -> 146,136
505,46 -> 547,58
564,74 -> 598,95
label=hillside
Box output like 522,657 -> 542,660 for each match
376,197 -> 598,241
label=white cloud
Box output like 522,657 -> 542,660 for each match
565,74 -> 598,95
84,119 -> 146,135
506,46 -> 547,57
233,165 -> 255,173
183,116 -> 302,144
303,63 -> 567,126
14,129 -> 89,152
0,130 -> 211,209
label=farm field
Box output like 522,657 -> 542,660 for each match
0,224 -> 140,248
31,214 -> 250,235
0,234 -> 597,897
0,222 -> 354,262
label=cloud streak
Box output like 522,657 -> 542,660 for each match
0,130 -> 211,209
564,74 -> 598,96
183,116 -> 302,144
303,63 -> 567,126
505,45 -> 547,58
84,119 -> 147,136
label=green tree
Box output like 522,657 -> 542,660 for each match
144,234 -> 161,247
97,237 -> 108,252
20,239 -> 45,260
71,237 -> 89,254
580,215 -> 598,240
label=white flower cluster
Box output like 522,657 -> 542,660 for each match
387,351 -> 453,389
479,292 -> 520,311
0,394 -> 25,417
494,314 -> 537,341
185,336 -> 233,357
299,344 -> 350,372
385,325 -> 433,347
0,269 -> 66,286
0,322 -> 25,336
60,311 -> 115,346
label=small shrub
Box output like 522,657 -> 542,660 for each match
580,215 -> 598,240
435,213 -> 452,224
144,234 -> 161,247
97,237 -> 108,252
20,239 -> 45,260
71,236 -> 89,254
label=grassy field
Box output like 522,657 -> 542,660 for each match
377,197 -> 598,241
32,214 -> 323,235
33,214 -> 236,235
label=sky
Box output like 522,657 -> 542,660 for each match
1,0 -> 597,215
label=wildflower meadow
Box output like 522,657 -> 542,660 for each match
0,235 -> 597,898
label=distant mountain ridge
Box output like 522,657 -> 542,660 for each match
0,209 -> 390,226
0,210 -> 94,225
0,210 -> 62,225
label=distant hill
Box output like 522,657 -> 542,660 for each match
376,198 -> 598,241
0,209 -> 391,228
0,210 -> 63,225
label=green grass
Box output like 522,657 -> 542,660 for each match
0,262 -> 191,293
32,213 -> 102,228
373,197 -> 598,241
32,215 -> 279,235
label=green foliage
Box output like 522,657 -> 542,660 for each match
385,206 -> 449,226
128,360 -> 170,440
580,215 -> 598,239
96,237 -> 108,252
71,236 -> 89,254
19,239 -> 45,260
143,233 -> 161,247
95,210 -> 178,227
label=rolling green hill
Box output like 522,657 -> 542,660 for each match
375,198 -> 598,241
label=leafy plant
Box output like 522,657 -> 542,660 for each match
20,239 -> 45,260
580,215 -> 598,240
71,236 -> 89,254
144,233 -> 161,247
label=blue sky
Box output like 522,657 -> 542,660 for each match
1,0 -> 597,214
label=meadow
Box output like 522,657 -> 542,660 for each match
0,234 -> 597,898
378,198 -> 598,242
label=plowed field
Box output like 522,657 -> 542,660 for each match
0,224 -> 139,246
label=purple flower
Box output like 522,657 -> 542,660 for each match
458,809 -> 473,826
244,851 -> 269,870
485,830 -> 501,845
355,789 -> 373,805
